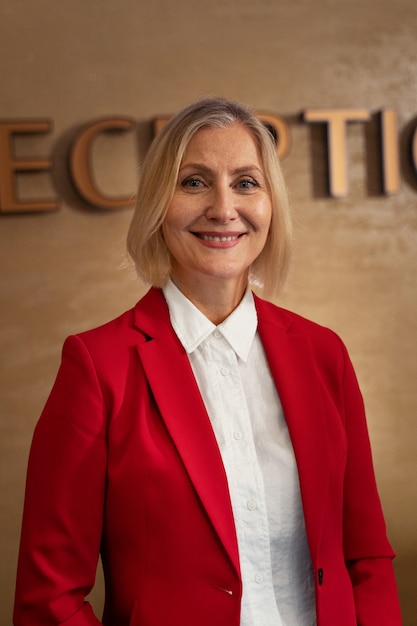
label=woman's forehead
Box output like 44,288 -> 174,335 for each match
180,124 -> 263,169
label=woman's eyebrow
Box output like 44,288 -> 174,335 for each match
179,162 -> 264,175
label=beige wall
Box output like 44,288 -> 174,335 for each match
1,1 -> 416,623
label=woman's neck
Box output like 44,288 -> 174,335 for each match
170,273 -> 248,325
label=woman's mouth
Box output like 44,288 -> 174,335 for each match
192,232 -> 244,242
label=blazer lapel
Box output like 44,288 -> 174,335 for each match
256,297 -> 329,562
132,289 -> 328,569
133,288 -> 240,575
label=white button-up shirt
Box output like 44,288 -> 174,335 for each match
163,280 -> 316,626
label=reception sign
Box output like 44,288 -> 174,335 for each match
0,108 -> 416,214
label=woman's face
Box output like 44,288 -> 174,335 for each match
162,123 -> 272,294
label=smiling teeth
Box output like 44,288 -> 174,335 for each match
200,234 -> 239,242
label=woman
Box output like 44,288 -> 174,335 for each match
14,97 -> 402,626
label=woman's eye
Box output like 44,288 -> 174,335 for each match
237,178 -> 258,190
181,177 -> 204,189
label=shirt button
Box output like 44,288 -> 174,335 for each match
247,500 -> 257,510
220,367 -> 229,376
233,431 -> 243,440
255,573 -> 264,584
213,330 -> 222,339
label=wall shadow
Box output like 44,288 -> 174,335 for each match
394,550 -> 417,625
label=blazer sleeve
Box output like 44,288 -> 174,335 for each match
14,335 -> 106,626
336,336 -> 402,625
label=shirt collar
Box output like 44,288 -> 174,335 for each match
162,279 -> 258,362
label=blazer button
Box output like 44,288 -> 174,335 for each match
318,568 -> 324,586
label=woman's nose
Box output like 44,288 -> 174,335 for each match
204,185 -> 238,222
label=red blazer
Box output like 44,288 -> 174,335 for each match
14,288 -> 402,626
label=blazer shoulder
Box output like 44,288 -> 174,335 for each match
76,305 -> 139,349
56,289 -> 169,400
75,287 -> 168,350
255,296 -> 355,394
255,295 -> 342,343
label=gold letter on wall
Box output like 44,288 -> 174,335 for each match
256,113 -> 291,160
70,117 -> 136,210
380,109 -> 400,195
0,120 -> 58,213
303,108 -> 371,197
411,122 -> 417,178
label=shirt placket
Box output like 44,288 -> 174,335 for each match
209,332 -> 283,626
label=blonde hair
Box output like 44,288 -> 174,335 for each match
127,96 -> 292,297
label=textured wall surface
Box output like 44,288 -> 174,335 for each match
1,1 -> 416,623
